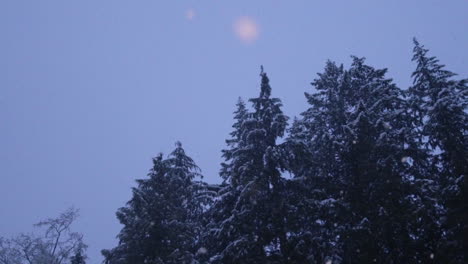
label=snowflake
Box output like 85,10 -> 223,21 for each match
197,247 -> 208,255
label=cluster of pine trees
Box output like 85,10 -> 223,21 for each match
102,40 -> 467,264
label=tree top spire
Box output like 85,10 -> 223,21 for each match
259,65 -> 271,99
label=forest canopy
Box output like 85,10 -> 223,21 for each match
98,39 -> 466,263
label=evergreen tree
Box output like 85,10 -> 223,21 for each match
288,57 -> 436,263
286,61 -> 349,263
289,61 -> 347,180
220,97 -> 248,184
203,67 -> 289,263
340,57 -> 418,263
409,39 -> 467,263
103,142 -> 206,264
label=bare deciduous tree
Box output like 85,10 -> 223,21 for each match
0,237 -> 21,264
0,207 -> 86,264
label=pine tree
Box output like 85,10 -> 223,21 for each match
286,61 -> 349,263
409,39 -> 467,263
203,67 -> 289,263
340,57 -> 419,263
103,142 -> 206,264
220,97 -> 248,185
289,61 -> 348,180
288,57 -> 434,263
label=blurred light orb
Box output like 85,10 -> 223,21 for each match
233,17 -> 259,44
186,9 -> 195,20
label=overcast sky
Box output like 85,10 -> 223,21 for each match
1,1 -> 467,263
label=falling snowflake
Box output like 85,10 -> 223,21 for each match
197,247 -> 207,255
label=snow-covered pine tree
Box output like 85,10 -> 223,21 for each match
289,57 -> 434,263
202,68 -> 289,264
220,97 -> 248,185
285,61 -> 349,263
336,57 -> 406,262
409,39 -> 467,263
197,98 -> 250,263
102,142 -> 206,264
196,97 -> 250,263
289,61 -> 347,179
339,56 -> 439,263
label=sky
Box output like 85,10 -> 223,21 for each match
1,0 -> 467,263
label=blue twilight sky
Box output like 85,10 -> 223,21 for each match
1,1 -> 467,263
